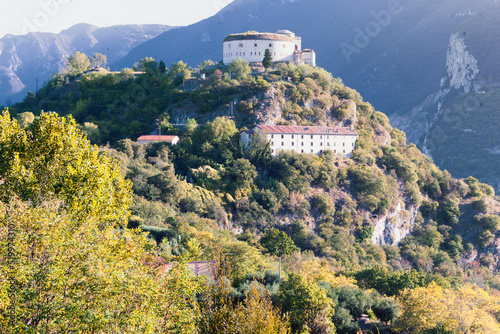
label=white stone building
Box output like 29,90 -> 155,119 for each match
223,30 -> 316,67
241,125 -> 358,157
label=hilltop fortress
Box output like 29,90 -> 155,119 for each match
223,30 -> 316,67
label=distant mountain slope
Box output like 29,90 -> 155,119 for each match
0,23 -> 174,104
112,0 -> 500,191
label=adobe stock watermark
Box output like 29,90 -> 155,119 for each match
340,0 -> 404,63
21,0 -> 72,35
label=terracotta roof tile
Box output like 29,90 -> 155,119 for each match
256,125 -> 357,136
137,135 -> 178,142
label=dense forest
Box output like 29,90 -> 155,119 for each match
2,52 -> 500,333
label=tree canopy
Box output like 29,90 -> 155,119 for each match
229,58 -> 251,80
65,51 -> 91,74
260,228 -> 299,257
0,110 -> 131,224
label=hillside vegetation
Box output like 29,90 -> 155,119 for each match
4,54 -> 500,333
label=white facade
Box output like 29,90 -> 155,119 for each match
223,39 -> 297,64
223,30 -> 315,67
242,125 -> 358,157
301,50 -> 316,68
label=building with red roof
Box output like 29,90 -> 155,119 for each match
241,125 -> 358,157
137,135 -> 179,145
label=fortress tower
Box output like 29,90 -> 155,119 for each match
223,30 -> 316,67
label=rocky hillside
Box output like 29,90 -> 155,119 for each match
9,59 -> 500,281
0,23 -> 174,105
110,0 -> 500,193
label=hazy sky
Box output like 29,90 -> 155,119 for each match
1,0 -> 235,38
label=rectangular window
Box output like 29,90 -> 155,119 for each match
311,135 -> 313,139
327,143 -> 330,146
311,142 -> 313,146
271,142 -> 274,146
282,142 -> 284,146
320,142 -> 323,146
343,150 -> 345,153
239,43 -> 243,47
301,149 -> 304,153
343,143 -> 345,146
311,150 -> 313,153
269,43 -> 273,47
271,135 -> 274,138
301,142 -> 304,146
272,149 -> 274,153
292,135 -> 294,139
281,135 -> 284,139
292,142 -> 294,146
254,43 -> 258,47
320,135 -> 322,139
301,135 -> 304,139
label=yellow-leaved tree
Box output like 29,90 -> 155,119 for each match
0,200 -> 202,332
0,110 -> 131,224
0,110 -> 202,332
396,282 -> 500,333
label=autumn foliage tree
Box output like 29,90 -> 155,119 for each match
396,282 -> 500,333
0,110 -> 131,224
277,273 -> 336,334
0,111 -> 202,332
196,248 -> 290,334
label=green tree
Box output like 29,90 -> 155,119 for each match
120,67 -> 136,81
229,58 -> 251,80
159,60 -> 167,73
260,228 -> 299,257
277,274 -> 336,334
477,214 -> 500,232
331,286 -> 373,320
372,297 -> 401,324
91,52 -> 107,68
65,51 -> 90,75
140,57 -> 158,73
199,60 -> 216,71
0,110 -> 131,224
185,118 -> 198,135
226,158 -> 257,194
262,48 -> 273,68
170,60 -> 191,80
201,116 -> 239,144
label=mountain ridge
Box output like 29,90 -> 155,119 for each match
0,23 -> 175,104
110,0 -> 500,192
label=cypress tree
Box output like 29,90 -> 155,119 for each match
263,48 -> 273,68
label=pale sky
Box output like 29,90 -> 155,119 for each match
1,0 -> 236,38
